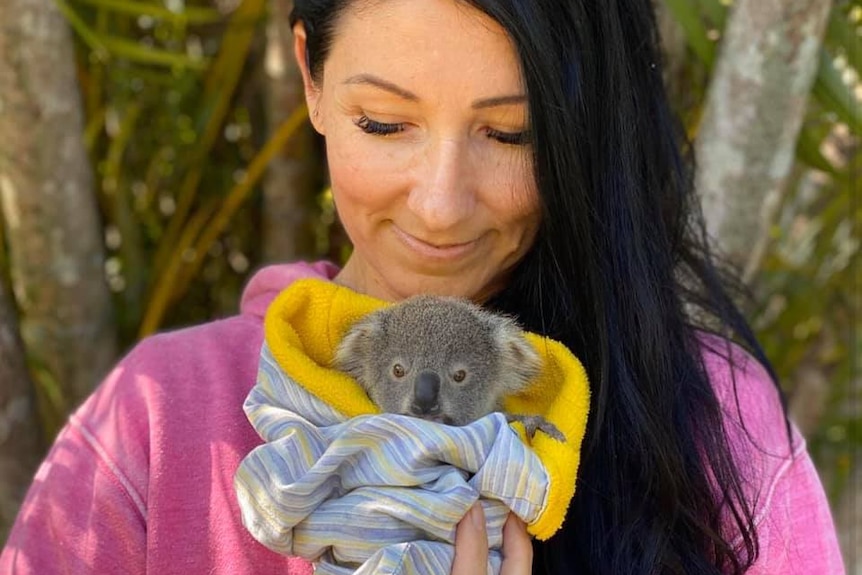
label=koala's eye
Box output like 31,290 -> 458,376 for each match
392,364 -> 406,378
453,370 -> 467,383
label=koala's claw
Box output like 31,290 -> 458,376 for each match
506,414 -> 565,442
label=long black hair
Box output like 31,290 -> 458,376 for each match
290,1 -> 788,573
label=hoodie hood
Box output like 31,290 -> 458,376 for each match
239,261 -> 340,319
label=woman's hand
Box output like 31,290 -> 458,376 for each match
451,504 -> 533,575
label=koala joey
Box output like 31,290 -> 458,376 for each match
333,295 -> 564,442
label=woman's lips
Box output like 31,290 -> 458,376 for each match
393,226 -> 479,261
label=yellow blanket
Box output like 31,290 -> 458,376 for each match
263,278 -> 590,540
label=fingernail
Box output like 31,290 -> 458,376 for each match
470,503 -> 485,529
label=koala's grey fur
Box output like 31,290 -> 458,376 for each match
333,295 -> 564,441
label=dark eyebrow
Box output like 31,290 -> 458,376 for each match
343,74 -> 419,101
471,94 -> 527,109
343,73 -> 526,109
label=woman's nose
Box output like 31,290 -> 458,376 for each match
406,137 -> 476,232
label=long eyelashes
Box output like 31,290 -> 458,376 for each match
355,115 -> 404,135
485,128 -> 532,146
354,114 -> 531,146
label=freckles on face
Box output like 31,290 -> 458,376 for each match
311,0 -> 541,302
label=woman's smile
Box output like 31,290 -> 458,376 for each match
391,224 -> 482,263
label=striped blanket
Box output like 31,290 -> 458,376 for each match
235,343 -> 550,575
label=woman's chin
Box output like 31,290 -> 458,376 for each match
387,274 -> 500,303
336,254 -> 504,302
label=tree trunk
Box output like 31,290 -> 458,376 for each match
694,0 -> 832,277
0,274 -> 42,545
260,0 -> 323,263
0,0 -> 117,433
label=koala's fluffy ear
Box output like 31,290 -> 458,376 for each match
488,315 -> 542,394
332,313 -> 383,385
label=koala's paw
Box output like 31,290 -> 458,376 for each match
506,414 -> 565,442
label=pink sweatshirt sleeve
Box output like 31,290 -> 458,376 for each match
702,335 -> 845,574
744,438 -> 845,573
1,353 -> 150,573
0,261 -> 334,574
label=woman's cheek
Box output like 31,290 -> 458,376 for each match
477,161 -> 535,221
327,136 -> 376,189
328,135 -> 415,197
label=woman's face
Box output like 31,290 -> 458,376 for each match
296,0 -> 540,302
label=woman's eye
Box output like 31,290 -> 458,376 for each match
486,128 -> 532,146
355,115 -> 405,136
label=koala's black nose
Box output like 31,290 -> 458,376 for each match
413,371 -> 441,413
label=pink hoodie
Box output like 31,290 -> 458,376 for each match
0,261 -> 844,574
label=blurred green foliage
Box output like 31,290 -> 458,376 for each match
65,0 -> 303,350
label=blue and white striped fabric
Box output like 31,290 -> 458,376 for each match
235,343 -> 552,575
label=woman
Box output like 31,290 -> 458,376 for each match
1,0 -> 843,573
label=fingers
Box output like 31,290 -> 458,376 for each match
451,506 -> 533,575
500,513 -> 533,575
451,503 -> 489,575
